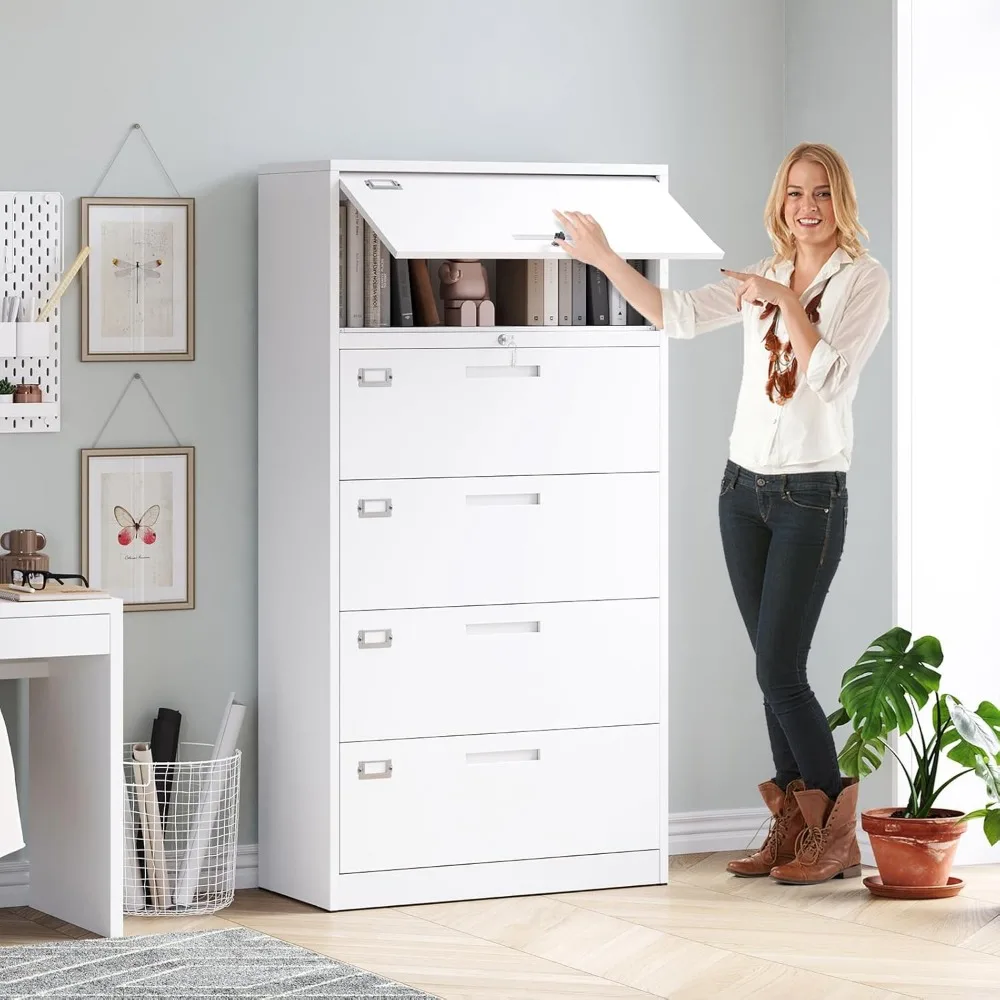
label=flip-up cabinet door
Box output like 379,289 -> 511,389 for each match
339,169 -> 723,261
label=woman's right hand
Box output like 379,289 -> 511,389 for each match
552,210 -> 615,269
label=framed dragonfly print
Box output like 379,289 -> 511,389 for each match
81,446 -> 195,611
80,196 -> 195,361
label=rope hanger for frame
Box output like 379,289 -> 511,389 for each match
91,123 -> 181,197
91,373 -> 181,449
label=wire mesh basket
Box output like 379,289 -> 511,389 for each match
123,741 -> 241,916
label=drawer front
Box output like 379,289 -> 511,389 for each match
340,473 -> 659,610
340,725 -> 659,873
340,599 -> 659,742
0,614 -> 110,660
341,347 -> 660,480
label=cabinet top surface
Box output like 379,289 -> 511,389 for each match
259,159 -> 669,178
0,597 -> 121,619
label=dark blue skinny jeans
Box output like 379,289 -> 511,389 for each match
718,459 -> 846,802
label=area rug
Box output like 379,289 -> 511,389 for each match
0,926 -> 438,997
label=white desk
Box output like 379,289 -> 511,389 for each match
0,598 -> 123,937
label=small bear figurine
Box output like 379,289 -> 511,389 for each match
438,259 -> 495,327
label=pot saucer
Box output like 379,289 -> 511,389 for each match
863,875 -> 964,899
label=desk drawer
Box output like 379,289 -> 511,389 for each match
340,347 -> 659,480
340,599 -> 659,742
340,473 -> 659,611
340,724 -> 659,873
0,614 -> 109,660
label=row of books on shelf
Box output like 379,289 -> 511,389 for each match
338,201 -> 650,329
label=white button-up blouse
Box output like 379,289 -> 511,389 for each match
659,247 -> 890,475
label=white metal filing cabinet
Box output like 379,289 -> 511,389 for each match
257,160 -> 722,910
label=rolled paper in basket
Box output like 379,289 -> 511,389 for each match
35,246 -> 90,322
173,743 -> 242,908
131,743 -> 170,909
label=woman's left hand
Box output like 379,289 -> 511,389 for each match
721,270 -> 790,310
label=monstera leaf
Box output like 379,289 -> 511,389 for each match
839,627 -> 942,741
959,807 -> 1000,846
987,810 -> 1000,845
827,705 -> 850,731
942,700 -> 1000,767
975,755 -> 1000,803
837,729 -> 885,779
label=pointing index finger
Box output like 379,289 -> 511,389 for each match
553,209 -> 576,233
721,269 -> 751,280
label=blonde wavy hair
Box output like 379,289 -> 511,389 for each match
764,142 -> 868,261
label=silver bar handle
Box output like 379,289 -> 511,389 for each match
358,498 -> 392,518
358,628 -> 392,649
358,759 -> 392,779
358,367 -> 392,387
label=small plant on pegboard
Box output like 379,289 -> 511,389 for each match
0,378 -> 14,404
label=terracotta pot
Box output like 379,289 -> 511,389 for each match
861,807 -> 967,887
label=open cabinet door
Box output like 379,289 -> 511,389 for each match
339,170 -> 723,260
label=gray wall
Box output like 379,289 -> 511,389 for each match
781,0 -> 895,814
0,0 -> 891,850
666,0 -> 894,813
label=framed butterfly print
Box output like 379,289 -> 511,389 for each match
81,446 -> 195,611
80,196 -> 195,361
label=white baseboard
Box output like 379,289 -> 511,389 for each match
0,844 -> 261,909
668,805 -> 883,864
2,812 -> 987,911
235,844 -> 259,890
667,806 -> 771,855
6,814 -> 768,910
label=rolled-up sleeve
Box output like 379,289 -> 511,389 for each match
805,264 -> 890,403
659,259 -> 768,339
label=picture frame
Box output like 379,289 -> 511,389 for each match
81,446 -> 195,612
80,196 -> 195,361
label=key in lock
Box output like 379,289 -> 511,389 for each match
497,333 -> 517,367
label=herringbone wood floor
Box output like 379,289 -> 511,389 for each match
4,852 -> 1000,998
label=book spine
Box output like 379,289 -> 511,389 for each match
377,240 -> 390,328
609,281 -> 626,326
558,259 -> 573,325
338,204 -> 347,328
625,259 -> 647,325
527,260 -> 544,325
390,257 -> 414,326
571,260 -> 587,325
363,223 -> 378,327
542,259 -> 558,325
346,203 -> 364,327
586,265 -> 610,325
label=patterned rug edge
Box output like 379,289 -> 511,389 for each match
0,925 -> 440,998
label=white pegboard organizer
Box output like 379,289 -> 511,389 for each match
1,191 -> 62,433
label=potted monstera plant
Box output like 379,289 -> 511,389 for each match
829,627 -> 1000,898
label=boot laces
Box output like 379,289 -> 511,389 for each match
793,824 -> 828,864
744,812 -> 784,862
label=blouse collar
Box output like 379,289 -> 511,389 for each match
773,246 -> 854,294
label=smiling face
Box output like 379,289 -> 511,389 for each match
783,158 -> 838,251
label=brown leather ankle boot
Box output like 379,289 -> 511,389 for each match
769,777 -> 863,885
727,779 -> 805,877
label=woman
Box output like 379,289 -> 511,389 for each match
554,142 -> 889,886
